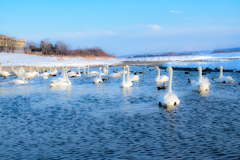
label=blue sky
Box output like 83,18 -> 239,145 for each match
1,0 -> 240,56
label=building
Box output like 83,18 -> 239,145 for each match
0,34 -> 27,53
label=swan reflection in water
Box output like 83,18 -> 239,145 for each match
122,87 -> 132,110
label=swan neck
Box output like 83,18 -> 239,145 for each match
10,62 -> 13,71
99,67 -> 101,79
127,66 -> 129,80
0,63 -> 2,71
220,66 -> 223,77
66,68 -> 71,84
107,65 -> 109,75
78,67 -> 80,74
84,67 -> 86,75
168,67 -> 172,93
157,66 -> 160,77
122,68 -> 125,86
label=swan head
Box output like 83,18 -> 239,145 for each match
217,65 -> 222,69
7,61 -> 11,63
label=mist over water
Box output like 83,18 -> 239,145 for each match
0,66 -> 240,159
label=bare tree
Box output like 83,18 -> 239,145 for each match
27,41 -> 38,50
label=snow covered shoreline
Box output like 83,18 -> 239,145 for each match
1,52 -> 240,71
0,53 -> 123,67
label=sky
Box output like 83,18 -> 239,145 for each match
1,0 -> 240,56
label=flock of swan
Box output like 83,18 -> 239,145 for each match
0,60 -> 238,107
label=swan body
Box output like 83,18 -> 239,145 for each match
8,61 -> 25,77
0,62 -> 12,78
50,67 -> 71,87
155,66 -> 169,83
121,66 -> 133,88
9,77 -> 28,85
67,71 -> 76,77
51,67 -> 67,83
24,66 -> 36,78
215,66 -> 234,83
110,72 -> 122,77
94,67 -> 103,84
158,66 -> 180,107
191,66 -> 210,92
126,65 -> 139,81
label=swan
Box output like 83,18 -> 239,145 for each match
0,62 -> 12,78
50,67 -> 58,76
67,68 -> 77,77
94,67 -> 103,84
24,66 -> 36,79
9,77 -> 28,85
158,66 -> 180,107
43,68 -> 49,80
121,66 -> 133,88
215,65 -> 234,83
50,67 -> 71,87
8,61 -> 25,77
126,65 -> 139,81
90,69 -> 106,76
110,72 -> 122,77
51,67 -> 66,83
191,66 -> 210,92
155,66 -> 169,83
75,66 -> 81,77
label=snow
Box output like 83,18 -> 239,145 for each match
126,52 -> 240,70
1,52 -> 240,70
162,59 -> 240,70
0,53 -> 122,67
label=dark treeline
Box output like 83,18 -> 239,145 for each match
27,40 -> 116,58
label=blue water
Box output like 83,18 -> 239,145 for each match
0,66 -> 240,159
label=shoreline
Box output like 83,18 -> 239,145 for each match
1,60 -> 238,74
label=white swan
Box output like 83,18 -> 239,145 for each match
9,77 -> 28,85
121,66 -> 133,88
110,72 -> 122,77
50,67 -> 58,76
94,67 -> 103,84
215,65 -> 234,83
50,67 -> 71,87
158,66 -> 180,107
126,65 -> 139,81
8,60 -> 25,77
191,66 -> 210,92
51,67 -> 66,83
67,68 -> 77,77
24,66 -> 36,79
75,66 -> 81,77
0,62 -> 12,78
43,68 -> 48,80
155,66 -> 169,83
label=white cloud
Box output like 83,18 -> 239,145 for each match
170,10 -> 182,14
136,24 -> 162,30
146,24 -> 162,30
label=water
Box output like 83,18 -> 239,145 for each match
0,66 -> 240,159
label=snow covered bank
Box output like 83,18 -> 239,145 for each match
125,52 -> 240,62
0,53 -> 123,67
162,59 -> 240,70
